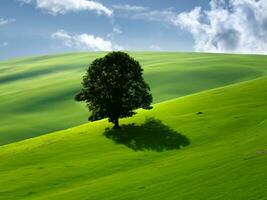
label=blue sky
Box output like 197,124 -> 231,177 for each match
0,0 -> 267,60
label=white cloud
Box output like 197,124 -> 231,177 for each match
51,30 -> 123,51
149,45 -> 161,51
107,26 -> 123,39
113,26 -> 122,34
173,0 -> 267,54
18,0 -> 112,16
132,9 -> 176,23
2,42 -> 9,46
113,4 -> 147,12
124,0 -> 267,54
0,18 -> 16,26
51,30 -> 73,47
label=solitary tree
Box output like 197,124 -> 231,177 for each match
75,51 -> 153,129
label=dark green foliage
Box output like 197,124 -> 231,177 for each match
75,52 -> 153,128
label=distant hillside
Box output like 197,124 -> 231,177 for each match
0,76 -> 266,200
1,52 -> 267,145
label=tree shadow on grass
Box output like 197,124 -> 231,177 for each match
103,118 -> 190,152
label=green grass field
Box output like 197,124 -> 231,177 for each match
0,74 -> 266,200
1,52 -> 267,145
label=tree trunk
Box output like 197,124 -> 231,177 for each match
113,118 -> 120,129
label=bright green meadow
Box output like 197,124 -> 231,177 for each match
0,73 -> 266,200
1,52 -> 267,145
0,52 -> 266,200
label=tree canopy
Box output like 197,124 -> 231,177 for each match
75,51 -> 153,129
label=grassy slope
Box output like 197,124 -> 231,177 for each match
0,76 -> 266,200
1,52 -> 267,145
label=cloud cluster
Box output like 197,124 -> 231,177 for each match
51,30 -> 123,51
120,0 -> 267,54
14,1 -> 267,54
113,4 -> 147,12
173,0 -> 267,54
0,18 -> 16,26
18,0 -> 112,16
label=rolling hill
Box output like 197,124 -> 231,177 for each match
0,75 -> 266,200
1,52 -> 267,145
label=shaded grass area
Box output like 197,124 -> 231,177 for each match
1,52 -> 267,144
0,76 -> 266,200
104,118 -> 190,151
